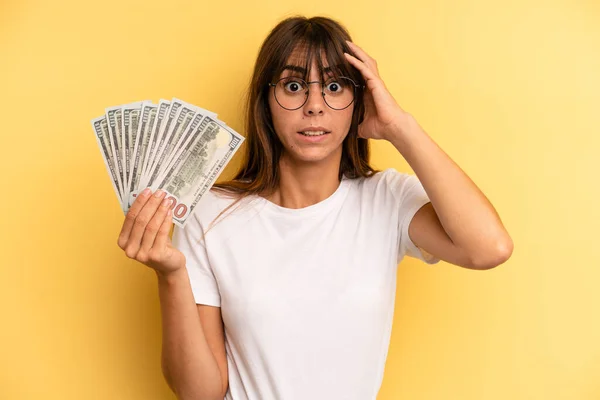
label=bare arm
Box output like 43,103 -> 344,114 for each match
391,119 -> 513,270
157,269 -> 228,400
344,42 -> 513,270
116,188 -> 227,400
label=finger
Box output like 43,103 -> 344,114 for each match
345,41 -> 378,72
124,189 -> 167,258
118,187 -> 152,249
152,208 -> 173,252
139,196 -> 172,255
344,52 -> 379,82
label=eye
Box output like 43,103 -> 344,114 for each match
325,80 -> 344,94
327,82 -> 340,92
282,78 -> 306,93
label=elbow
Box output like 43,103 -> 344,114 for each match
174,388 -> 226,400
161,362 -> 177,394
163,372 -> 225,400
469,237 -> 514,270
161,360 -> 227,400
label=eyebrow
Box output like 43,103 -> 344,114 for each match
282,64 -> 341,75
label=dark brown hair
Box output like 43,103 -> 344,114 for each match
209,15 -> 378,226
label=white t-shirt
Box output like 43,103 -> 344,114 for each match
172,167 -> 440,400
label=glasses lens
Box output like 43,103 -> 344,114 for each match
323,77 -> 356,110
273,76 -> 357,110
274,77 -> 308,110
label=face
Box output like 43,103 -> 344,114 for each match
267,47 -> 354,165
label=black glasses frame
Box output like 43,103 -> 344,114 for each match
267,76 -> 365,111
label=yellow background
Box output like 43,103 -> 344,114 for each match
1,0 -> 599,399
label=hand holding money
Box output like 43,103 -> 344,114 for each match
91,98 -> 244,227
117,188 -> 186,276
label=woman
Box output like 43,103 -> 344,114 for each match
117,15 -> 513,400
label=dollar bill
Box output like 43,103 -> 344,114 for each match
139,99 -> 170,188
105,106 -> 125,198
158,104 -> 198,170
152,113 -> 211,188
145,101 -> 220,189
91,116 -> 124,210
159,102 -> 218,173
150,116 -> 244,227
155,110 -> 210,183
144,99 -> 181,181
127,101 -> 157,206
143,98 -> 184,188
122,101 -> 143,193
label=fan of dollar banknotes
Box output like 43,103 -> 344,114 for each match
91,98 -> 245,227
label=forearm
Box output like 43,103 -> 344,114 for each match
388,114 -> 513,260
157,268 -> 223,400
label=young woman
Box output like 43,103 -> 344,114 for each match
117,15 -> 513,400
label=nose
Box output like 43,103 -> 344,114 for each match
303,81 -> 325,115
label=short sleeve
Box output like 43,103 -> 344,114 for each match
171,215 -> 221,306
384,168 -> 440,265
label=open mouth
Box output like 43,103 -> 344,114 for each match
298,130 -> 330,137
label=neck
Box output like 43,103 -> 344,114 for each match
267,152 -> 342,209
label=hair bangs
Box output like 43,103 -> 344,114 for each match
271,25 -> 361,86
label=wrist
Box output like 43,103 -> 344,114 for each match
155,266 -> 187,283
386,113 -> 421,147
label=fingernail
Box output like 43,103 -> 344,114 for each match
161,197 -> 170,208
142,188 -> 151,196
154,189 -> 165,198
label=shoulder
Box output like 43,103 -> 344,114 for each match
351,168 -> 420,199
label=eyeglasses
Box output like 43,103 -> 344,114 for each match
268,76 -> 364,111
